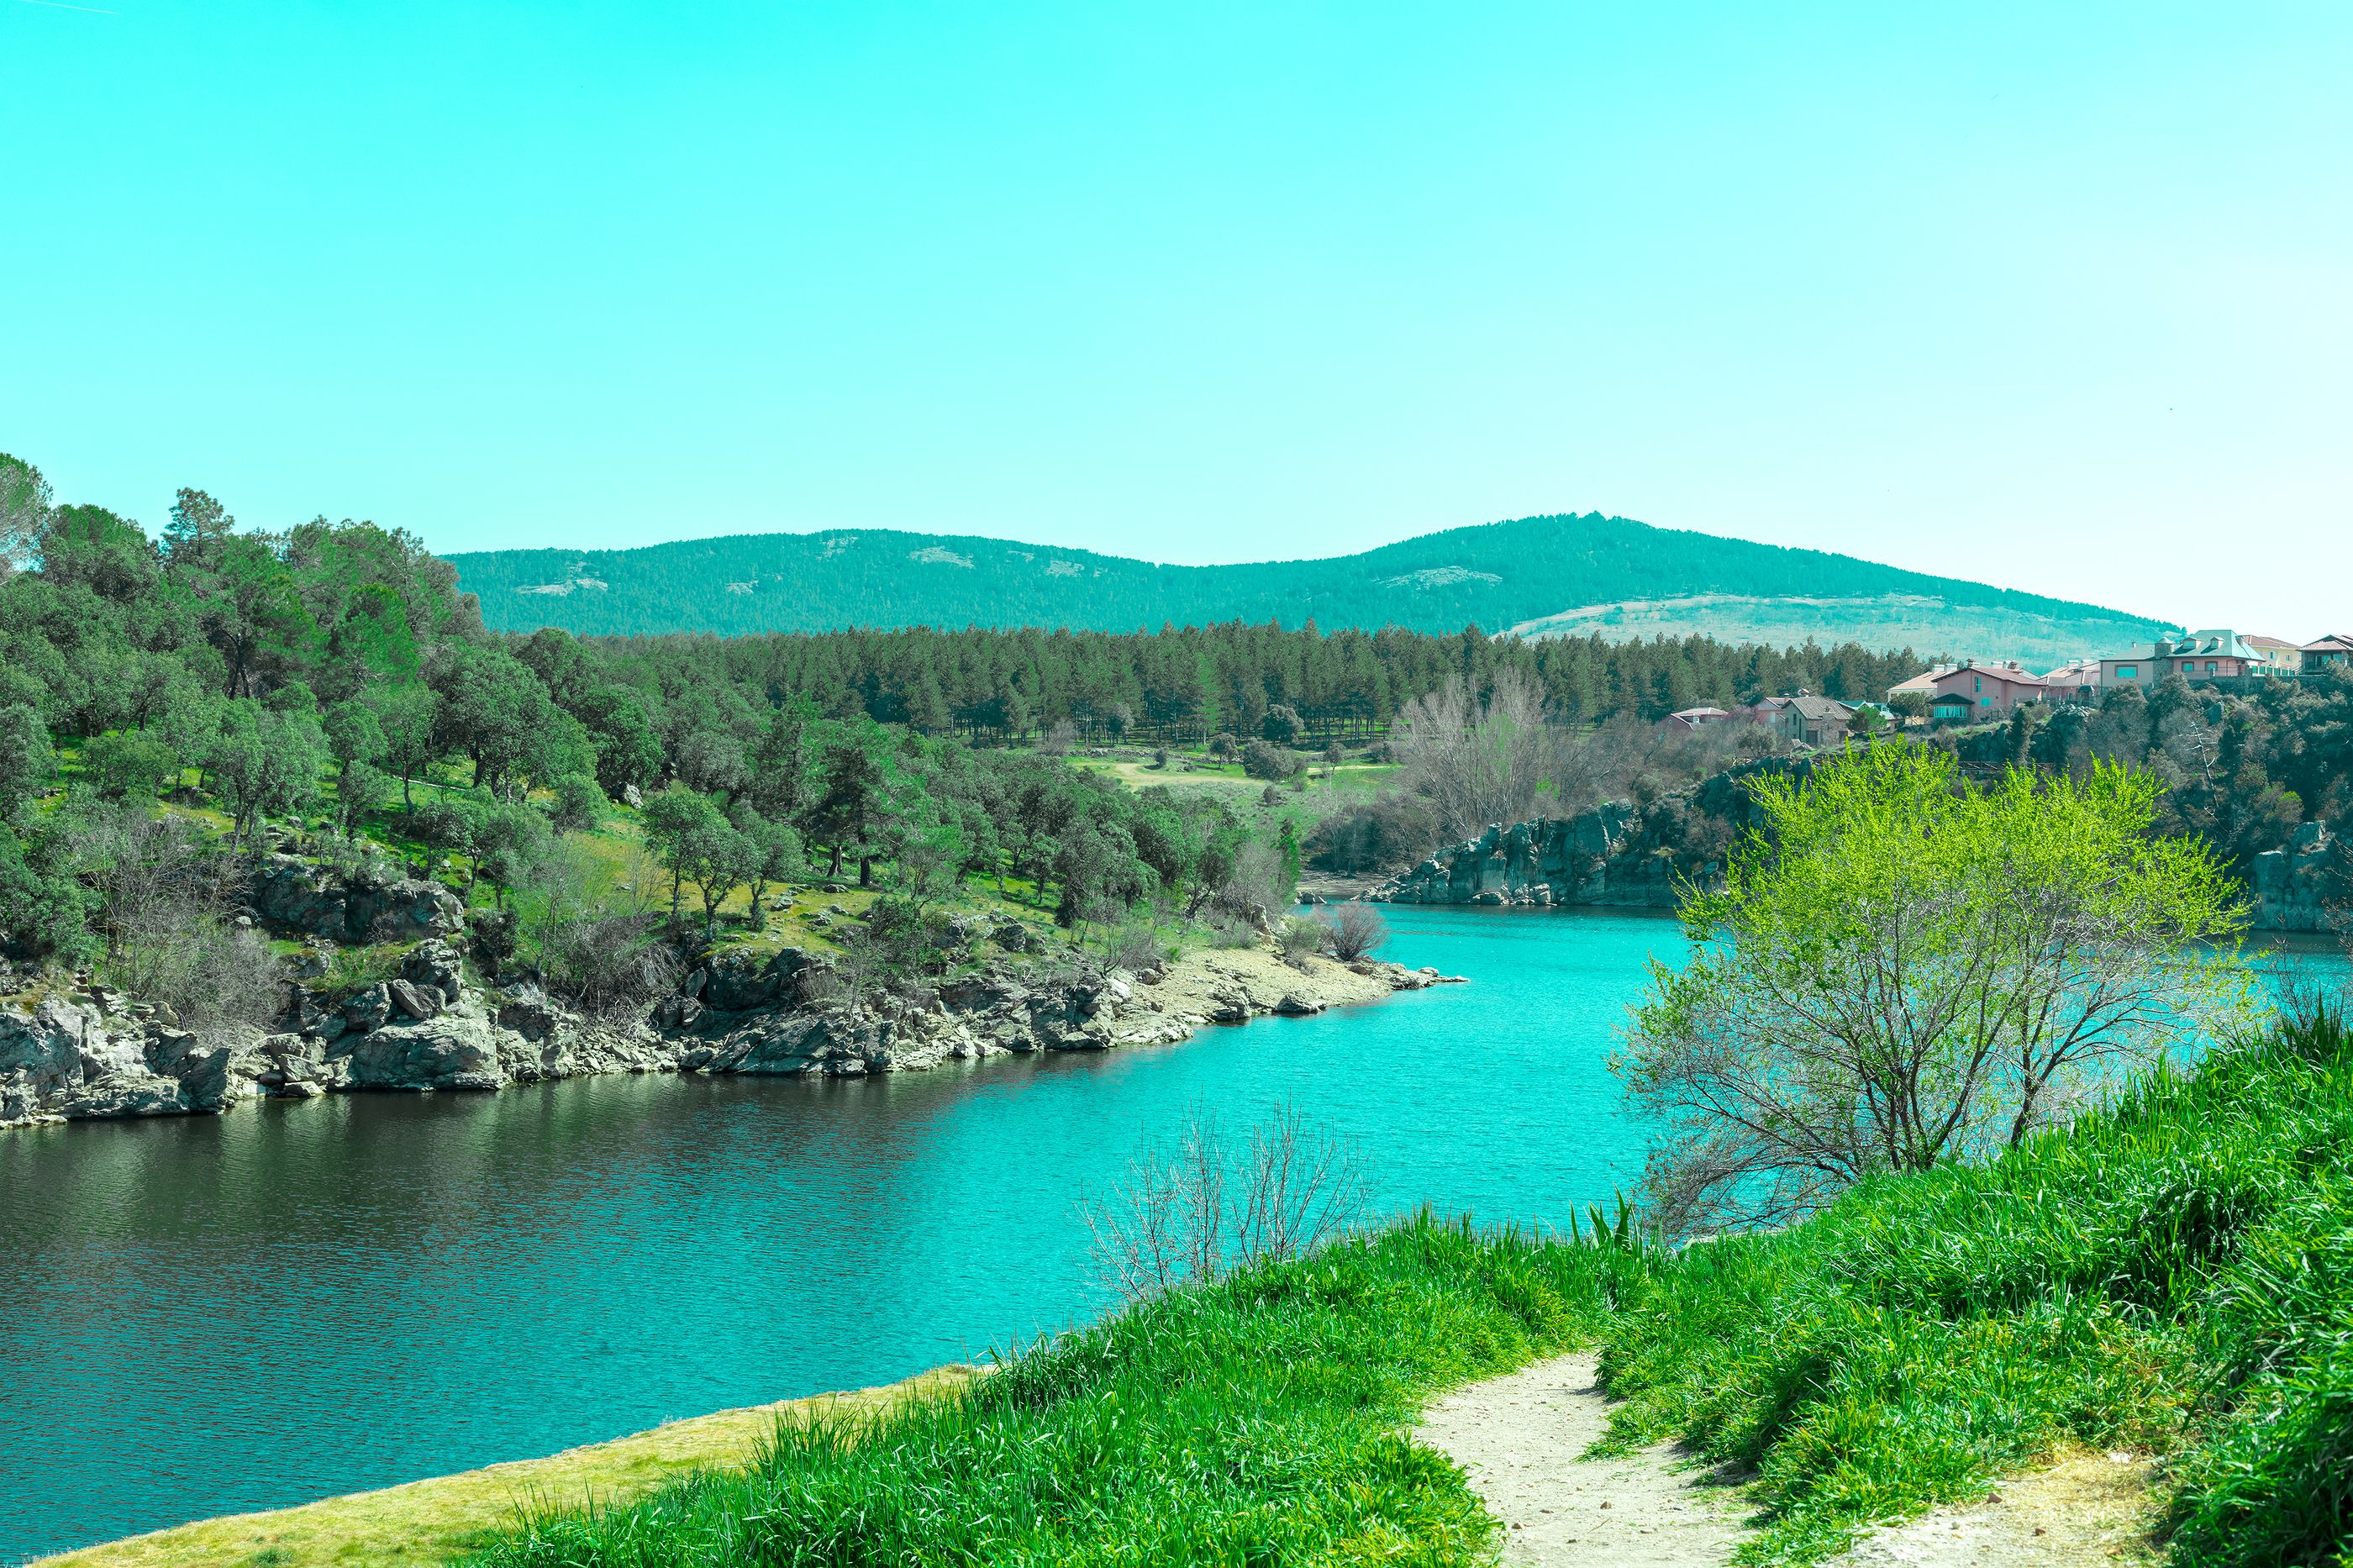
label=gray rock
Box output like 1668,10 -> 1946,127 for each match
1272,992 -> 1324,1017
343,985 -> 393,1032
387,977 -> 443,1022
343,1006 -> 503,1091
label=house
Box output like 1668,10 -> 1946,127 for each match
2303,634 -> 2353,675
1886,665 -> 1957,706
2042,660 -> 2102,702
2105,630 -> 2266,687
1731,695 -> 1792,725
2244,635 -> 2304,677
1660,706 -> 1731,734
1929,662 -> 2048,718
1777,694 -> 1856,746
1929,691 -> 1977,723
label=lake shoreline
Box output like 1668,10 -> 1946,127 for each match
1,936 -> 1464,1134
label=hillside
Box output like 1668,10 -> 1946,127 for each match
447,513 -> 2172,664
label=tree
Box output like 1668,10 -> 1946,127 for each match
207,703 -> 329,847
468,792 -> 554,908
676,817 -> 759,940
0,704 -> 56,823
83,733 -> 180,801
1617,743 -> 2255,1237
1261,704 -> 1306,746
732,808 -> 803,918
372,683 -> 437,814
641,783 -> 725,929
163,487 -> 234,566
546,772 -> 605,835
1390,670 -> 1558,840
0,452 -> 55,576
323,699 -> 386,779
337,759 -> 393,835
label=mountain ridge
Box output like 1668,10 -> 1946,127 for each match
447,512 -> 2173,663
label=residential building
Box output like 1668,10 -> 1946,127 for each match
1886,664 -> 1957,705
2303,634 -> 2353,675
2099,630 -> 2257,688
2244,635 -> 2304,677
1660,706 -> 1730,734
1777,694 -> 1856,746
1929,661 -> 2048,718
2042,660 -> 2102,702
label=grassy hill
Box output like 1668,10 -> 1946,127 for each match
448,513 -> 2173,665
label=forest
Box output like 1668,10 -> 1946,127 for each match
0,454 -> 1938,983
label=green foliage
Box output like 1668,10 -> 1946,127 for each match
82,732 -> 181,801
1623,744 -> 2256,1234
0,702 -> 55,821
1599,1006 -> 2353,1566
465,1214 -> 1636,1568
545,771 -> 605,835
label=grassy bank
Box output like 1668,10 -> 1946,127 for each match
468,1218 -> 1641,1566
33,1370 -> 981,1568
451,1007 -> 2353,1568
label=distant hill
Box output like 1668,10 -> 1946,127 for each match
448,513 -> 2172,665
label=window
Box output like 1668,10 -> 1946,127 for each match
2117,665 -> 2137,678
1973,676 -> 1982,693
2182,660 -> 2194,671
2206,661 -> 2218,674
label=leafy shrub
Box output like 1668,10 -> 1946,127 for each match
1241,739 -> 1301,781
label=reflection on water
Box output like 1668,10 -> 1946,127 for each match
1,910 -> 2341,1560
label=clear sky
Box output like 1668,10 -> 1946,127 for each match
3,2 -> 2347,634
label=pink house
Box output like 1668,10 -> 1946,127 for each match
1929,662 -> 2048,718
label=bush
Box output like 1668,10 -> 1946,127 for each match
1241,739 -> 1301,781
1261,704 -> 1306,746
546,771 -> 605,835
1315,902 -> 1388,961
1277,914 -> 1323,964
1304,795 -> 1439,873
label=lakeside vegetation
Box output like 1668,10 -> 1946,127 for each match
454,1005 -> 2352,1568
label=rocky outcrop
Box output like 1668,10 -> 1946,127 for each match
247,855 -> 465,945
2251,820 -> 2346,934
3,928 -> 1461,1130
0,996 -> 259,1128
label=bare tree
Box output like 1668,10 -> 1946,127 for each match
1077,1103 -> 1370,1300
1390,670 -> 1559,841
1315,902 -> 1388,961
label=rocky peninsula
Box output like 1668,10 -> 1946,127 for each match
0,855 -> 1460,1130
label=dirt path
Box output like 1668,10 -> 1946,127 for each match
1415,1351 -> 1750,1566
1419,1351 -> 2161,1568
1824,1450 -> 2160,1566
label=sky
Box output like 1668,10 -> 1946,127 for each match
3,2 -> 2347,634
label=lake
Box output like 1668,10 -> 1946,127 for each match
1,909 -> 2341,1561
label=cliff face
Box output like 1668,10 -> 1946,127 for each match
2251,821 -> 2347,934
1371,757 -> 1809,910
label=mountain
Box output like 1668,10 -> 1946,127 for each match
447,513 -> 2172,664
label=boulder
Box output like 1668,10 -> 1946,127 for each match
1272,992 -> 1325,1017
342,985 -> 393,1033
343,1007 -> 504,1091
248,855 -> 464,944
387,977 -> 443,1022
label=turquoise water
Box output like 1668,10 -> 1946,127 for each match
0,909 -> 2342,1560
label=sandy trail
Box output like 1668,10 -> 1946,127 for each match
1415,1351 -> 1750,1567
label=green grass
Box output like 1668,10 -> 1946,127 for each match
1598,1002 -> 2353,1564
460,1008 -> 2353,1568
464,1217 -> 1643,1568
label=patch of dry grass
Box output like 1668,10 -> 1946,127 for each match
34,1365 -> 981,1568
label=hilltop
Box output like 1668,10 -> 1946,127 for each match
446,513 -> 2171,664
